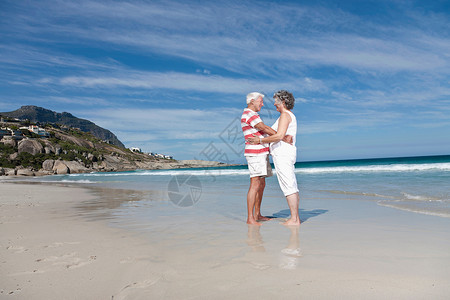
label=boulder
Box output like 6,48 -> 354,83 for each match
42,159 -> 55,171
53,160 -> 70,174
18,139 -> 44,155
35,170 -> 53,176
41,140 -> 56,154
17,169 -> 34,176
104,154 -> 122,164
55,145 -> 62,155
0,136 -> 17,147
63,161 -> 89,174
9,152 -> 18,160
0,168 -> 4,176
5,168 -> 16,176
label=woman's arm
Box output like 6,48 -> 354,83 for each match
254,122 -> 294,144
248,112 -> 291,144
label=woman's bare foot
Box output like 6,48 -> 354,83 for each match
282,218 -> 300,226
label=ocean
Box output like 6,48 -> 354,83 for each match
22,154 -> 450,223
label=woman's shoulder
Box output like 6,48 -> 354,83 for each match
286,110 -> 296,119
280,111 -> 292,121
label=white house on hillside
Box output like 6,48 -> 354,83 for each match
19,125 -> 50,137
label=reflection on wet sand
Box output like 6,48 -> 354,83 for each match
279,226 -> 302,270
246,224 -> 302,270
246,225 -> 265,252
4,181 -> 167,222
73,186 -> 166,221
245,225 -> 271,270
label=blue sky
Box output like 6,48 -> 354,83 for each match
1,0 -> 449,163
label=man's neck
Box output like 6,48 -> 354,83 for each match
247,105 -> 257,112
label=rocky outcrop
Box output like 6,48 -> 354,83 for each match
34,170 -> 54,176
62,161 -> 89,174
1,124 -> 231,177
18,139 -> 44,155
1,157 -> 231,177
5,168 -> 16,176
53,160 -> 70,174
0,136 -> 17,147
42,159 -> 55,171
41,140 -> 56,154
87,153 -> 97,162
53,131 -> 95,148
17,169 -> 34,176
49,160 -> 89,175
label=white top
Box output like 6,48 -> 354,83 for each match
270,110 -> 297,155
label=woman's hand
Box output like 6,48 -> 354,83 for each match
282,135 -> 294,145
247,135 -> 261,144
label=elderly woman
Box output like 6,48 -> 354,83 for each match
248,90 -> 300,226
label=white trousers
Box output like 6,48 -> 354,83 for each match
272,152 -> 299,196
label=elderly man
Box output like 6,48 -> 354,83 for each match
241,92 -> 292,225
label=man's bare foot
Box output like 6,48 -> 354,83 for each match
282,218 -> 300,226
247,219 -> 262,226
256,215 -> 271,221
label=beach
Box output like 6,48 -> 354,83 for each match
1,182 -> 170,299
1,157 -> 450,299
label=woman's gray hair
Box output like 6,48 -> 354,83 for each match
273,90 -> 295,110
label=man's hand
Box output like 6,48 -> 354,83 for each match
282,135 -> 294,145
247,134 -> 260,145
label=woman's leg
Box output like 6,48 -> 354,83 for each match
283,192 -> 300,226
273,153 -> 300,225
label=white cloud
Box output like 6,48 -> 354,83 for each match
4,0 -> 449,75
40,71 -> 324,95
81,107 -> 238,139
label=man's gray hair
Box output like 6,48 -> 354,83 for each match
246,92 -> 264,104
273,90 -> 295,110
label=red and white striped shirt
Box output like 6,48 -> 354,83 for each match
241,108 -> 269,156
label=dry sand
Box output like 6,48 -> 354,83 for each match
1,182 -> 450,299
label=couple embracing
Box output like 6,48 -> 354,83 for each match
241,90 -> 300,226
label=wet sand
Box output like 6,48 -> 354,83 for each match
1,182 -> 450,299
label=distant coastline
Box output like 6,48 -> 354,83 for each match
1,107 -> 232,177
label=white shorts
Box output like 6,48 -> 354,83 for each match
246,155 -> 273,178
272,153 -> 299,196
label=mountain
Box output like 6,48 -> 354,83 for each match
0,105 -> 125,148
0,123 -> 227,176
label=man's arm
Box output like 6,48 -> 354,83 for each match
254,122 -> 276,136
254,122 -> 293,144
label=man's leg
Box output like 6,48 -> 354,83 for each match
283,192 -> 300,226
247,177 -> 261,226
255,178 -> 270,221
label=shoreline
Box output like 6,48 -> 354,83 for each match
0,159 -> 236,178
1,181 -> 450,299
